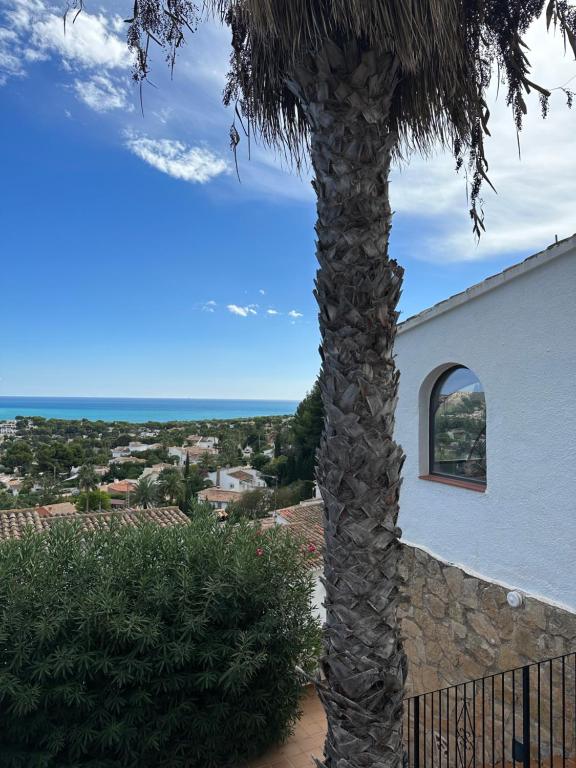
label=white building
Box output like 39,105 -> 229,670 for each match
197,487 -> 243,511
394,234 -> 576,610
197,436 -> 218,450
0,420 -> 17,437
112,442 -> 161,459
128,441 -> 162,454
207,466 -> 266,492
111,446 -> 130,459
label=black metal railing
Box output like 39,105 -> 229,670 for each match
404,652 -> 576,768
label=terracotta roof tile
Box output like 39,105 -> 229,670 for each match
0,506 -> 189,540
275,500 -> 324,566
228,470 -> 257,482
198,488 -> 243,503
0,509 -> 44,540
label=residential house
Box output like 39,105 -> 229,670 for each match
128,441 -> 162,454
106,479 -> 139,497
111,445 -> 131,459
0,420 -> 17,437
168,445 -> 217,466
196,436 -> 218,451
109,455 -> 146,466
111,442 -> 161,459
197,488 -> 243,511
207,466 -> 266,491
298,235 -> 576,696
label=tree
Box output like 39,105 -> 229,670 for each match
182,454 -> 207,513
251,453 -> 269,472
132,476 -> 158,509
73,3 -> 576,765
156,467 -> 183,506
226,488 -> 273,522
2,441 -> 33,473
75,490 -> 111,512
77,464 -> 99,513
285,381 -> 324,485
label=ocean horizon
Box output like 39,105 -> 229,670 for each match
0,397 -> 299,424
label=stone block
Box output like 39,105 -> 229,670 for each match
444,566 -> 464,596
427,594 -> 447,619
468,611 -> 500,646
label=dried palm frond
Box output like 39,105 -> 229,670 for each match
66,0 -> 576,230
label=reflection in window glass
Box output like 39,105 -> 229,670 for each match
430,366 -> 486,484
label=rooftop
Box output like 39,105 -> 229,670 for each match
398,233 -> 576,334
107,480 -> 138,493
198,488 -> 243,503
275,500 -> 324,567
228,469 -> 258,482
0,506 -> 189,540
36,501 -> 77,517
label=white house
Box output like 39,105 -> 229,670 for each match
197,487 -> 243,511
111,446 -> 130,459
394,234 -> 576,610
128,441 -> 162,454
207,466 -> 266,492
112,442 -> 161,459
0,420 -> 17,437
289,237 -> 576,695
197,436 -> 218,451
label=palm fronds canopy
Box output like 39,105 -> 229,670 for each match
95,0 -> 576,225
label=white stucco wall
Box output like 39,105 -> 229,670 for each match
394,239 -> 576,610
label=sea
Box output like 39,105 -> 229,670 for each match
0,397 -> 299,424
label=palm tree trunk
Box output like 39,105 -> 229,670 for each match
289,42 -> 406,768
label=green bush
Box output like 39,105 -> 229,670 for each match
0,515 -> 321,768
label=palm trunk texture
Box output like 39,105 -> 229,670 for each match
289,41 -> 407,768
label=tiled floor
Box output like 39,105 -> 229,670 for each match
246,687 -> 326,768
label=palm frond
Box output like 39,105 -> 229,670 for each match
65,0 -> 576,230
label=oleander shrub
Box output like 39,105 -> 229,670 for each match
0,514 -> 321,768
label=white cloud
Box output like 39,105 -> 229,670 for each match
0,26 -> 25,82
74,75 -> 131,112
124,134 -> 229,184
391,23 -> 576,262
202,300 -> 217,313
227,304 -> 257,317
0,0 -> 131,85
267,309 -> 279,315
259,288 -> 266,295
288,310 -> 303,318
31,9 -> 130,71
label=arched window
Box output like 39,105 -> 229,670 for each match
430,366 -> 486,486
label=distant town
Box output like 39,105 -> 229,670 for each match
0,384 -> 322,521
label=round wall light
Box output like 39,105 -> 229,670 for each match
506,590 -> 524,608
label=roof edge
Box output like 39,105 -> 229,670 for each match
398,233 -> 576,335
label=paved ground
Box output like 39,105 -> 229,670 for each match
247,687 -> 326,768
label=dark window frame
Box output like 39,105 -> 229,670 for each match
429,365 -> 486,488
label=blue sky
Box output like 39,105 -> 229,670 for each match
1,1 -> 575,399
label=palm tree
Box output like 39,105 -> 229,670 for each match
77,464 -> 99,513
72,2 -> 575,765
132,476 -> 158,509
156,467 -> 183,506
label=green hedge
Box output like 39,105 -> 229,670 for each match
0,515 -> 321,768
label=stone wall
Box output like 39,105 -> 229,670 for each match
399,542 -> 576,697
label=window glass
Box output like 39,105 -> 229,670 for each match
430,366 -> 486,484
